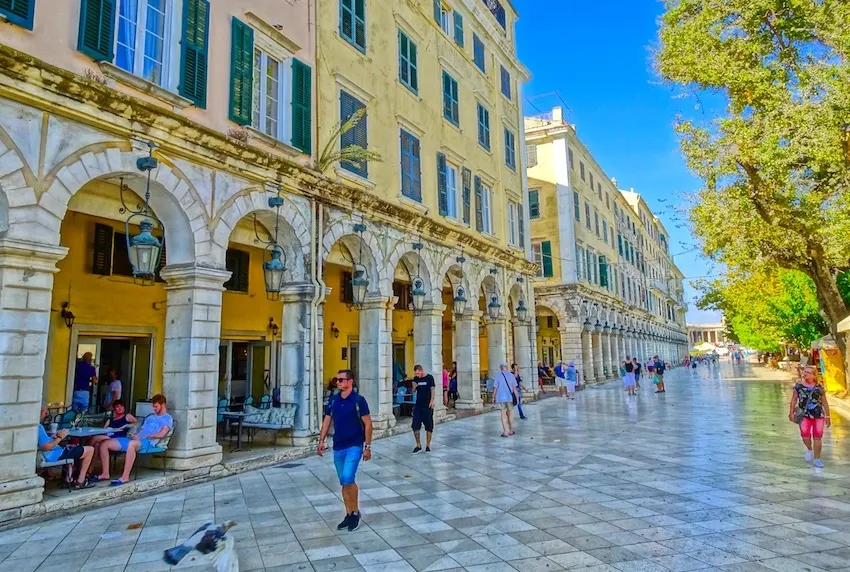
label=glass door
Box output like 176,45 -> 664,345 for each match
73,337 -> 101,412
130,338 -> 152,411
248,342 -> 270,403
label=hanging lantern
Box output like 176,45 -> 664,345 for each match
411,277 -> 426,313
516,299 -> 529,322
453,285 -> 467,316
263,246 -> 286,300
351,268 -> 369,307
488,294 -> 501,320
128,219 -> 162,281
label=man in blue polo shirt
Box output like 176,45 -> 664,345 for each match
318,369 -> 372,532
73,352 -> 97,412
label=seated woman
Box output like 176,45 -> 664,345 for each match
89,399 -> 136,471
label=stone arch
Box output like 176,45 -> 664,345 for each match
534,301 -> 570,330
0,180 -> 8,237
30,147 -> 204,265
323,218 -> 385,296
210,189 -> 311,281
386,243 -> 437,304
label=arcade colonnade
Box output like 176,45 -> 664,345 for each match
0,108 -> 537,514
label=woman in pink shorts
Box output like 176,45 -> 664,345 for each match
789,366 -> 831,468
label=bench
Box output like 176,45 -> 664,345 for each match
110,417 -> 176,478
241,403 -> 297,448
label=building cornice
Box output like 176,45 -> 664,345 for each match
0,45 -> 536,275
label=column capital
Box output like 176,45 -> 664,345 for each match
0,238 -> 68,270
161,264 -> 231,290
417,303 -> 446,317
483,316 -> 508,326
280,282 -> 315,302
360,295 -> 393,311
458,309 -> 483,320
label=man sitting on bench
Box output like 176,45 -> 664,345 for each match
37,406 -> 96,490
91,394 -> 173,486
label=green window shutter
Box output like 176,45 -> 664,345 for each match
291,59 -> 312,155
474,175 -> 483,231
529,190 -> 539,218
453,11 -> 463,46
433,0 -> 441,23
92,222 -> 113,275
437,152 -> 448,215
541,241 -> 553,278
461,167 -> 471,225
77,0 -> 115,62
518,203 -> 525,247
600,256 -> 609,287
179,0 -> 210,108
0,0 -> 35,29
228,17 -> 254,126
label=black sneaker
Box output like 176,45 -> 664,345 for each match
348,512 -> 361,532
425,447 -> 431,453
412,446 -> 422,454
337,514 -> 351,530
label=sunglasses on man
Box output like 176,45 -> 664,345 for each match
333,376 -> 351,383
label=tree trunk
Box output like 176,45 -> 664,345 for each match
807,247 -> 850,393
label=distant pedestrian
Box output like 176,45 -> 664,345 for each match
511,363 -> 527,420
622,357 -> 636,396
789,366 -> 831,468
565,361 -> 578,399
448,362 -> 459,407
537,361 -> 548,393
411,365 -> 435,453
653,355 -> 666,393
442,366 -> 449,406
318,370 -> 372,532
493,361 -> 519,437
632,358 -> 642,390
554,360 -> 567,398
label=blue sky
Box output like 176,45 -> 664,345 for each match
514,0 -> 722,324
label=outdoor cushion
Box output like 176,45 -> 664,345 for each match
243,405 -> 269,424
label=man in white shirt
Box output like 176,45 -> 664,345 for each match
104,369 -> 123,411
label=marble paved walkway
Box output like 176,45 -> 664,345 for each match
3,362 -> 850,572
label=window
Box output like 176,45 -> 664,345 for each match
527,144 -> 537,167
589,172 -> 594,191
473,33 -> 485,72
573,191 -> 580,221
500,65 -> 511,99
398,30 -> 418,92
540,241 -> 553,277
442,71 -> 459,125
568,148 -> 574,170
580,161 -> 585,181
504,128 -> 516,170
340,0 -> 366,51
508,201 -> 517,246
393,281 -> 412,310
481,183 -> 492,234
614,203 -> 619,218
0,0 -> 35,29
532,243 -> 544,277
400,129 -> 421,201
597,182 -> 602,200
606,192 -> 610,209
251,48 -> 291,141
445,162 -> 459,218
584,201 -> 591,229
340,270 -> 354,303
477,103 -> 490,150
599,255 -> 609,288
439,4 -> 451,35
115,0 -> 173,86
594,210 -> 600,237
340,91 -> 368,177
603,219 -> 609,243
576,245 -> 585,281
481,0 -> 506,30
529,189 -> 540,219
224,248 -> 250,292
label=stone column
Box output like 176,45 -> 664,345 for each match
358,295 -> 394,430
601,327 -> 612,380
624,331 -> 633,360
485,316 -> 508,382
614,330 -> 624,372
560,323 -> 583,381
279,285 -> 315,444
580,324 -> 593,384
512,318 -> 533,398
607,328 -> 619,376
160,265 -> 231,470
591,325 -> 604,382
414,303 -> 445,419
454,310 -> 482,409
0,239 -> 67,513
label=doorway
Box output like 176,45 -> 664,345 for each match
218,341 -> 271,405
71,336 -> 152,413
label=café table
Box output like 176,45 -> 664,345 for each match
221,412 -> 249,452
66,427 -> 117,438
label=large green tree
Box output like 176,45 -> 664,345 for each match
656,0 -> 850,381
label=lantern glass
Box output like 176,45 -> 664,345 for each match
128,219 -> 162,279
488,295 -> 501,320
453,286 -> 467,316
516,300 -> 528,322
351,269 -> 369,307
411,278 -> 426,312
264,247 -> 286,297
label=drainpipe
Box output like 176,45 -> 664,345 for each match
309,201 -> 326,434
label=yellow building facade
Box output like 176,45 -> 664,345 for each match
525,107 -> 688,383
0,0 -> 535,517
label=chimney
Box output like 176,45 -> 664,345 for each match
552,107 -> 563,122
611,177 -> 618,187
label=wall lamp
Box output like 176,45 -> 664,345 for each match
330,322 -> 340,338
60,302 -> 75,329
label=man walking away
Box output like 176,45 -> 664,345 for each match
411,365 -> 435,453
554,360 -> 567,398
653,355 -> 666,393
511,363 -> 528,419
318,369 -> 373,532
494,362 -> 519,437
73,352 -> 97,412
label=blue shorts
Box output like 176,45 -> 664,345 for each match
114,437 -> 153,451
333,446 -> 363,486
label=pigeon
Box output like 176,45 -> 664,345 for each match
164,520 -> 237,571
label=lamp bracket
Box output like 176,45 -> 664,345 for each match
412,242 -> 423,251
268,196 -> 284,209
516,276 -> 525,283
456,256 -> 466,264
353,223 -> 367,233
136,156 -> 158,172
489,268 -> 498,275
